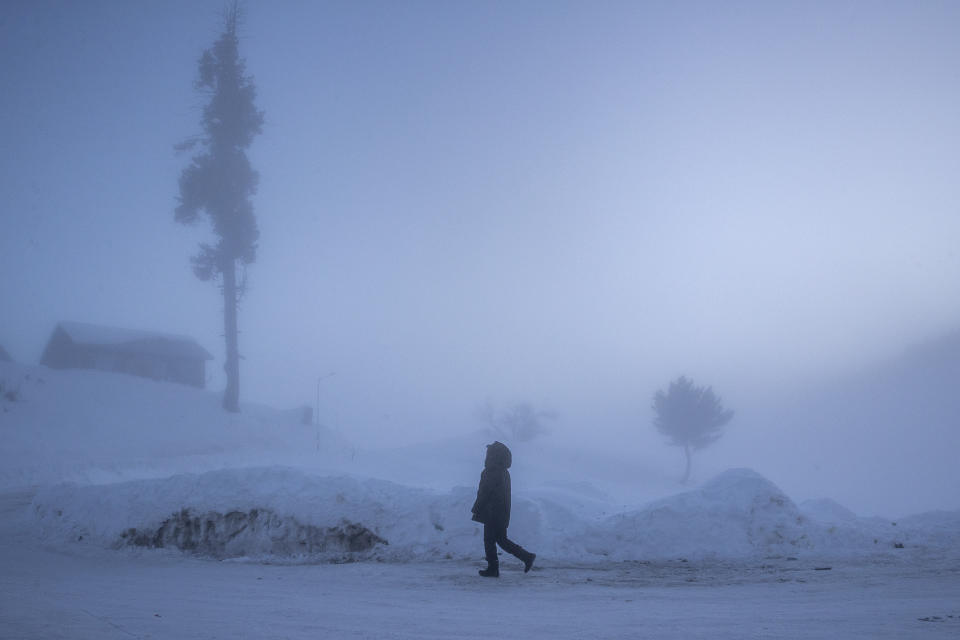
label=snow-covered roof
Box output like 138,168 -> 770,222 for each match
56,321 -> 213,361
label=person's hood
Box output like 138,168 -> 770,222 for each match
484,441 -> 512,469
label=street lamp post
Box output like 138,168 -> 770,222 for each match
316,372 -> 336,451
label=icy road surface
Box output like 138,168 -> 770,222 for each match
1,492 -> 958,639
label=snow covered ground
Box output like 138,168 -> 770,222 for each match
2,488 -> 959,640
1,362 -> 959,638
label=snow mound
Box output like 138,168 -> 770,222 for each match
603,469 -> 812,560
600,469 -> 960,560
800,498 -> 859,524
31,467 -> 476,562
895,510 -> 960,551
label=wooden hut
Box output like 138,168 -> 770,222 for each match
40,321 -> 212,388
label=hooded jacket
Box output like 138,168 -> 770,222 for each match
471,441 -> 512,528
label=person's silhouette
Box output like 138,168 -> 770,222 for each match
471,441 -> 535,577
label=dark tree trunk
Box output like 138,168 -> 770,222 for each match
222,259 -> 240,413
681,443 -> 692,484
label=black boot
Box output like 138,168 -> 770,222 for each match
524,553 -> 536,573
478,566 -> 499,578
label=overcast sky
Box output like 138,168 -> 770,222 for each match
2,0 -> 959,445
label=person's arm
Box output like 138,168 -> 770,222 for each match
472,469 -> 493,519
475,469 -> 497,505
503,470 -> 511,528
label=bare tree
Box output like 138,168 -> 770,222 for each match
175,4 -> 264,412
477,400 -> 553,443
652,376 -> 733,483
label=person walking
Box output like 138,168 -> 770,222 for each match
471,441 -> 536,577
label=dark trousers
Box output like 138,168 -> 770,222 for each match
483,523 -> 530,568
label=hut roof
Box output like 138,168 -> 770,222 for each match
56,322 -> 213,361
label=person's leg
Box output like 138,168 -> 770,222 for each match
480,524 -> 499,576
495,528 -> 535,571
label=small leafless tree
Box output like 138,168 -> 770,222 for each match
477,400 -> 553,442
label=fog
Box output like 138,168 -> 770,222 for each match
2,2 -> 959,514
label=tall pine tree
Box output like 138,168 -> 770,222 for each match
175,5 -> 263,412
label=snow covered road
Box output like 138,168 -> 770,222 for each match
3,551 -> 959,639
2,488 -> 958,640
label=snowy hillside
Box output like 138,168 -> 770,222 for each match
0,361 -> 679,501
0,361 -> 348,488
737,328 -> 960,517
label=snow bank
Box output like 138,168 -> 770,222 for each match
602,469 -> 812,560
30,466 -> 960,564
33,467 -> 476,560
601,469 -> 960,561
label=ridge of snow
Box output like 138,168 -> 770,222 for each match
29,466 -> 960,564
